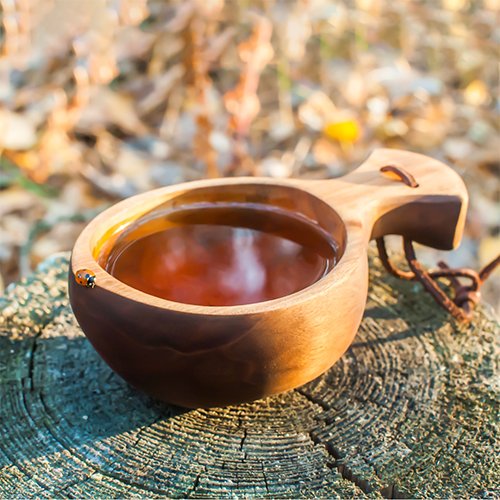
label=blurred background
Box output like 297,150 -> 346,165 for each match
0,0 -> 498,312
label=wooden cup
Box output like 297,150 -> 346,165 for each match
69,148 -> 467,408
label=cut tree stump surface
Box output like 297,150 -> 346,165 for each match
0,249 -> 499,499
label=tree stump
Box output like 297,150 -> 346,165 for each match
1,248 -> 499,499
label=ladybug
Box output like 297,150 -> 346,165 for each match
75,269 -> 97,288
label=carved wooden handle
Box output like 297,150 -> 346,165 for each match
306,149 -> 469,251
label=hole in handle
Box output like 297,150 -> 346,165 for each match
380,165 -> 419,188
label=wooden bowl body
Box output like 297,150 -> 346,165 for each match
69,149 -> 468,408
69,180 -> 366,408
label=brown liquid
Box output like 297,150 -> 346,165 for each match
102,203 -> 338,306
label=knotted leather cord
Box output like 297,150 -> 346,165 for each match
376,165 -> 500,323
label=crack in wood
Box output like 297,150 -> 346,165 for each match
23,302 -> 64,392
37,385 -> 192,498
380,482 -> 408,499
0,437 -> 53,496
133,415 -> 163,448
187,465 -> 207,499
37,389 -> 163,497
337,462 -> 373,494
16,390 -> 58,494
239,427 -> 248,460
261,464 -> 270,495
95,469 -> 174,497
190,473 -> 202,497
46,478 -> 88,499
4,294 -> 70,493
38,391 -> 80,456
295,387 -> 331,411
296,388 -> 409,498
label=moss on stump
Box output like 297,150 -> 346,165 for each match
0,249 -> 499,499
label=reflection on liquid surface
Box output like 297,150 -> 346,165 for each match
104,205 -> 338,306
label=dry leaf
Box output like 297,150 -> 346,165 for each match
120,0 -> 150,26
260,156 -> 292,178
0,188 -> 40,217
138,65 -> 185,115
298,91 -> 337,131
464,80 -> 490,106
78,87 -> 148,135
383,118 -> 409,137
193,114 -> 218,178
443,0 -> 468,10
312,138 -> 339,165
323,119 -> 361,143
0,110 -> 37,150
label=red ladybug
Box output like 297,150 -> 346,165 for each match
75,269 -> 96,288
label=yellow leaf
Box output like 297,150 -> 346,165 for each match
464,80 -> 489,106
323,120 -> 360,143
11,152 -> 39,172
443,0 -> 468,10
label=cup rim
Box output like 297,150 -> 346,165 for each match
70,177 -> 363,316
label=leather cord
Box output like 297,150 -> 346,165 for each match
376,165 -> 499,323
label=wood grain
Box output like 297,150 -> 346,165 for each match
1,250 -> 499,498
69,148 -> 468,407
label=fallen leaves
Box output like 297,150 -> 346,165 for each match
226,16 -> 274,139
0,0 -> 497,310
77,87 -> 149,135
